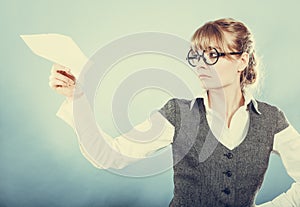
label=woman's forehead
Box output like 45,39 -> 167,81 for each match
191,39 -> 224,51
191,32 -> 234,51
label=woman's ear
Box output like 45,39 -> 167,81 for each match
237,52 -> 249,73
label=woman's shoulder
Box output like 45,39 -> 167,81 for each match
158,97 -> 199,118
255,99 -> 284,113
254,99 -> 289,133
161,97 -> 198,108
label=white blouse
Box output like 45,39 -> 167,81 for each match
56,90 -> 300,207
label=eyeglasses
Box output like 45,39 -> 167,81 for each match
186,47 -> 243,67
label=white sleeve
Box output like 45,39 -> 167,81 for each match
56,94 -> 174,169
257,125 -> 300,207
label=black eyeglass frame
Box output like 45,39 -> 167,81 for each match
186,47 -> 244,67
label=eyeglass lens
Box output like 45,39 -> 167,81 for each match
187,48 -> 219,66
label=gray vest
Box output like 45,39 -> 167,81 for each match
158,97 -> 289,207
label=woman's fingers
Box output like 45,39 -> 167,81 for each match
54,85 -> 75,97
49,79 -> 75,97
49,71 -> 75,85
49,79 -> 68,88
51,63 -> 70,73
49,63 -> 77,97
51,63 -> 76,82
57,70 -> 76,82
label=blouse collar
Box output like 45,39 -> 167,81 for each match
189,89 -> 261,115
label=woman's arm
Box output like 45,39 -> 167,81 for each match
258,110 -> 300,207
50,64 -> 175,169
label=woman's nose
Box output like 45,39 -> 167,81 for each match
195,60 -> 209,72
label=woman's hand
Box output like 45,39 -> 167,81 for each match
48,63 -> 76,98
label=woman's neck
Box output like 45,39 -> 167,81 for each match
207,85 -> 244,128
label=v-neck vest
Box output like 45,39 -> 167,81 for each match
158,97 -> 289,207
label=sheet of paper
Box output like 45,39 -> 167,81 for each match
20,33 -> 88,78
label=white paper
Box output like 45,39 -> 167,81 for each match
20,33 -> 88,78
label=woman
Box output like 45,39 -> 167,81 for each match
49,18 -> 300,206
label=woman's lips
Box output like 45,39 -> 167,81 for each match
198,74 -> 211,78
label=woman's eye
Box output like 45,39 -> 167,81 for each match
209,52 -> 218,58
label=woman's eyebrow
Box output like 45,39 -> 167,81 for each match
208,45 -> 221,50
190,45 -> 222,52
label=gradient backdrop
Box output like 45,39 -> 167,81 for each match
1,0 -> 300,207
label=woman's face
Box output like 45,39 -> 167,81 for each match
192,34 -> 248,90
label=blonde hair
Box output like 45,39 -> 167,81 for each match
191,18 -> 259,90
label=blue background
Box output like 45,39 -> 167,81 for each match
1,0 -> 299,206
